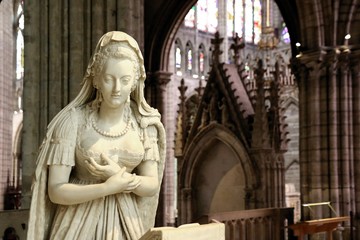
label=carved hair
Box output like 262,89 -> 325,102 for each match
91,42 -> 140,91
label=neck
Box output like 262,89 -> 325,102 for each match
98,103 -> 127,124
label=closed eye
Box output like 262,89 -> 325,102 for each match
104,75 -> 114,83
121,76 -> 131,85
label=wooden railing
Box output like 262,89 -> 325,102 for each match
196,208 -> 295,240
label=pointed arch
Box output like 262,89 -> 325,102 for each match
185,41 -> 194,75
174,38 -> 183,75
198,43 -> 206,78
178,124 -> 259,223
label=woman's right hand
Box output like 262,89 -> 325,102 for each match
85,154 -> 122,180
104,167 -> 141,194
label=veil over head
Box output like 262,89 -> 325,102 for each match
76,31 -> 157,118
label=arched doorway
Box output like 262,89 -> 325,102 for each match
178,125 -> 257,223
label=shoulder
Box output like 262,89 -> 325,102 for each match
51,106 -> 87,137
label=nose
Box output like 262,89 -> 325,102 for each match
114,78 -> 121,92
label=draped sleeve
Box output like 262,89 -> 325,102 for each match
143,125 -> 160,162
46,108 -> 78,166
27,107 -> 80,240
135,115 -> 166,233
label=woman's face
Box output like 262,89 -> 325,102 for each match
98,58 -> 135,109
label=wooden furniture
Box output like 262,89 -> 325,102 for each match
197,207 -> 295,240
139,223 -> 225,240
289,216 -> 350,240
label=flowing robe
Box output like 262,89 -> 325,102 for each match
27,104 -> 166,240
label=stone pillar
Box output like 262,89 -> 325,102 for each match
352,53 -> 360,240
306,57 -> 323,218
294,48 -> 360,237
151,70 -> 173,226
338,51 -> 353,218
0,0 -> 15,210
217,0 -> 228,63
22,0 -> 144,209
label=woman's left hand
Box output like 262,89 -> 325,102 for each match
85,154 -> 122,180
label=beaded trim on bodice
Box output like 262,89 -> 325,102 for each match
73,106 -> 145,181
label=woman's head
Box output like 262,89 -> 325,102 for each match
91,42 -> 140,93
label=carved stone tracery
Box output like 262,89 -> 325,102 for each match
177,32 -> 290,224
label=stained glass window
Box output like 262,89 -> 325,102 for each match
244,0 -> 253,42
199,51 -> 204,72
281,23 -> 290,44
208,0 -> 218,33
253,0 -> 262,44
184,6 -> 196,28
197,0 -> 208,31
176,47 -> 182,69
185,0 -> 218,33
15,1 -> 24,112
187,49 -> 192,71
199,45 -> 205,75
175,40 -> 183,77
16,4 -> 24,80
244,0 -> 261,44
234,0 -> 243,37
227,0 -> 234,37
186,42 -> 193,73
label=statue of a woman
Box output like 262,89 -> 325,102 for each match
27,31 -> 166,240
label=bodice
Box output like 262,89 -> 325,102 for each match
72,112 -> 145,182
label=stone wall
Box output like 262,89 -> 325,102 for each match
0,0 -> 15,210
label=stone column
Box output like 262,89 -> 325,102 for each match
294,48 -> 360,232
151,70 -> 173,226
338,51 -> 352,217
217,0 -> 228,63
0,0 -> 15,210
352,53 -> 360,240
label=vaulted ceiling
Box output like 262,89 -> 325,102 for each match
144,0 -> 359,74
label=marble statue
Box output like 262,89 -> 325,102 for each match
27,31 -> 166,240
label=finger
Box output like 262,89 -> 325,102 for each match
126,181 -> 141,190
85,160 -> 103,176
117,167 -> 126,176
86,160 -> 98,171
100,153 -> 111,164
100,153 -> 116,164
89,157 -> 105,171
133,178 -> 141,187
101,154 -> 118,167
85,160 -> 96,171
88,157 -> 100,167
127,177 -> 141,189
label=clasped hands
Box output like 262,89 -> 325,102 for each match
85,153 -> 141,194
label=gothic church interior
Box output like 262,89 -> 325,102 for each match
0,0 -> 359,239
